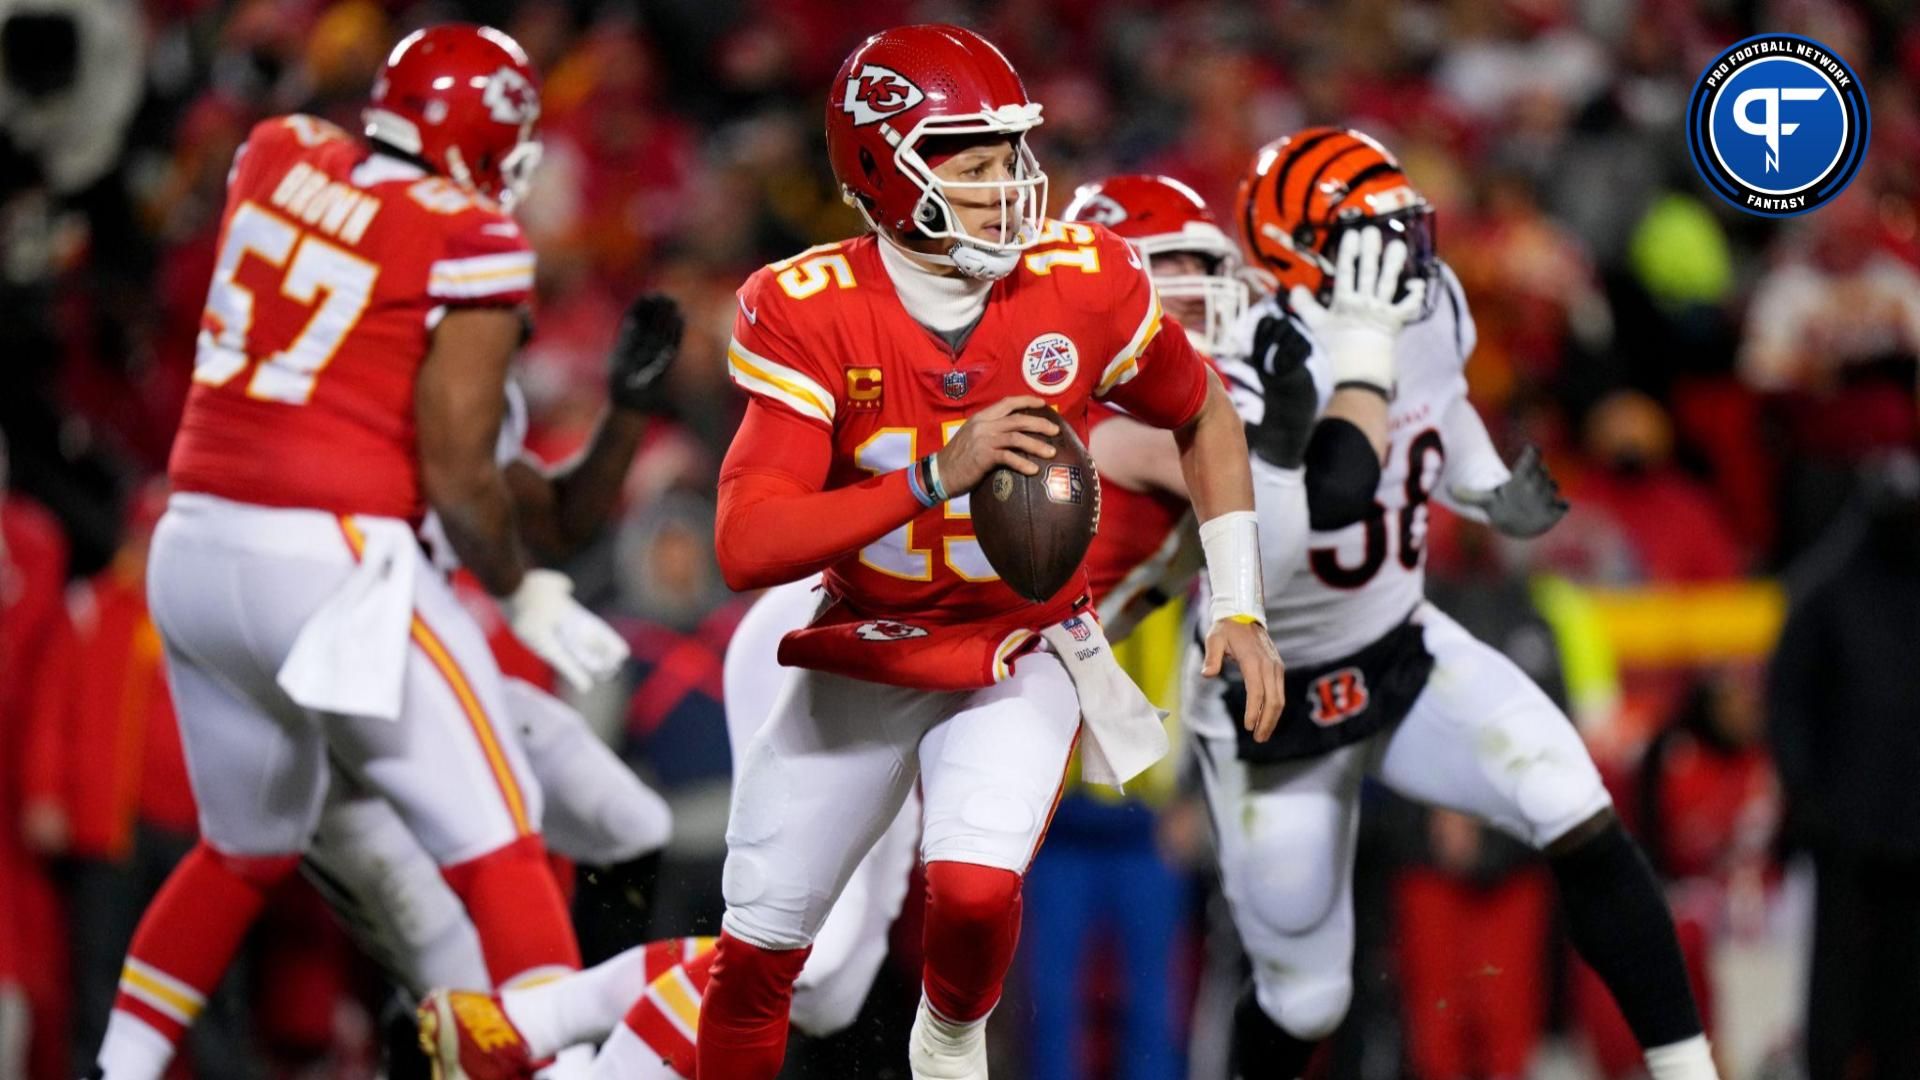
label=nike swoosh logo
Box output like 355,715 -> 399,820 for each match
738,296 -> 758,325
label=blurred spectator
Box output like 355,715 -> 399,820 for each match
1741,185 -> 1920,560
1768,451 -> 1920,1080
2,449 -> 76,1080
1549,390 -> 1747,583
21,481 -> 261,1077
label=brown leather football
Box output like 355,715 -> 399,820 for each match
971,405 -> 1101,603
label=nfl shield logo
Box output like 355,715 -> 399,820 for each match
1063,616 -> 1092,642
942,370 -> 969,399
1044,465 -> 1084,505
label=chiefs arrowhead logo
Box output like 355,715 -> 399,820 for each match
484,67 -> 539,125
1074,193 -> 1128,226
842,64 -> 925,126
856,620 -> 929,642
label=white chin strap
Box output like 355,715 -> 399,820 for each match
880,227 -> 1025,281
949,242 -> 1022,281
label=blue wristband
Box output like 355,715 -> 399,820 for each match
908,458 -> 938,508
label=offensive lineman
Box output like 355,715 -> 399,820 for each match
415,171 -> 1286,1080
1194,128 -> 1721,1080
92,25 -> 632,1080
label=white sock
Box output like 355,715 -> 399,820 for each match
1645,1034 -> 1719,1080
501,946 -> 651,1059
96,1011 -> 176,1080
590,1023 -> 687,1080
916,997 -> 989,1048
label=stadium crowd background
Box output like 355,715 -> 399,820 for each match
3,0 -> 1918,1076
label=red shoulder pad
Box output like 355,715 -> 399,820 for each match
424,201 -> 534,308
725,244 -> 857,428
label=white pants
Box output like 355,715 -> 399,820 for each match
150,494 -> 540,864
303,678 -> 673,997
1188,603 -> 1611,1039
719,586 -> 1079,957
721,579 -> 922,1036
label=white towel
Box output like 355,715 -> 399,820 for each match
1039,612 -> 1169,789
277,517 -> 417,721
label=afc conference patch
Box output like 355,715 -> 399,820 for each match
1686,33 -> 1869,217
1022,333 -> 1078,395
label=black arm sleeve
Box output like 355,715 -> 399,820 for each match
1302,418 -> 1382,529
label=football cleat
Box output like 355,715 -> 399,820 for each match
417,989 -> 535,1080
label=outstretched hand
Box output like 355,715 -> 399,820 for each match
607,293 -> 685,415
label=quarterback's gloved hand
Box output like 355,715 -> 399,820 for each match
1242,315 -> 1318,469
607,293 -> 684,415
506,569 -> 631,691
1449,445 -> 1569,538
1288,227 -> 1426,395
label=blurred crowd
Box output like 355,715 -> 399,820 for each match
3,0 -> 1919,1076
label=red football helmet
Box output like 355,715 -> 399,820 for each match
1063,174 -> 1253,355
825,24 -> 1046,279
364,24 -> 542,208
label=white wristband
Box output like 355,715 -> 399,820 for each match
1198,510 -> 1265,627
1326,327 -> 1396,394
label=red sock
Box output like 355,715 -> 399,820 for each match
694,931 -> 809,1080
111,842 -> 299,1042
921,861 -> 1024,1022
441,835 -> 582,985
622,947 -> 717,1077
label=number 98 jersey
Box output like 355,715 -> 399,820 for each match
169,115 -> 536,523
1221,264 -> 1505,669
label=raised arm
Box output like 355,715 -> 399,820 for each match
507,294 -> 683,561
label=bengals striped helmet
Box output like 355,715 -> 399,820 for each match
1236,127 -> 1435,301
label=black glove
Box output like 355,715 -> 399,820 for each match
1449,445 -> 1569,538
607,293 -> 684,415
1242,314 -> 1318,469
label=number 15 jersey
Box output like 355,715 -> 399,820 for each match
170,115 -> 535,523
724,223 -> 1210,628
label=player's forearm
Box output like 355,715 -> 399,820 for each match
714,468 -> 925,591
425,463 -> 530,596
1323,386 -> 1389,459
1173,377 -> 1257,523
532,409 -> 649,559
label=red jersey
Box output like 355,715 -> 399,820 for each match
169,115 -> 536,522
1082,403 -> 1197,641
725,222 -> 1205,629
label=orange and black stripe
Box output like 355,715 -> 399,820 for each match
1237,127 -> 1411,293
336,516 -> 532,836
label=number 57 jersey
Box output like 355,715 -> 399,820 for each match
170,115 -> 536,524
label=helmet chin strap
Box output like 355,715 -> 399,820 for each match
877,226 -> 1022,282
947,242 -> 1021,281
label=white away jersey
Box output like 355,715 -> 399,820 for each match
1215,263 -> 1510,675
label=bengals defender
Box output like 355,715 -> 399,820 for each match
92,26 -> 634,1080
695,26 -> 1280,1077
412,171 -> 1290,1080
1189,128 -> 1721,1080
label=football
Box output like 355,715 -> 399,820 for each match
970,405 -> 1102,603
